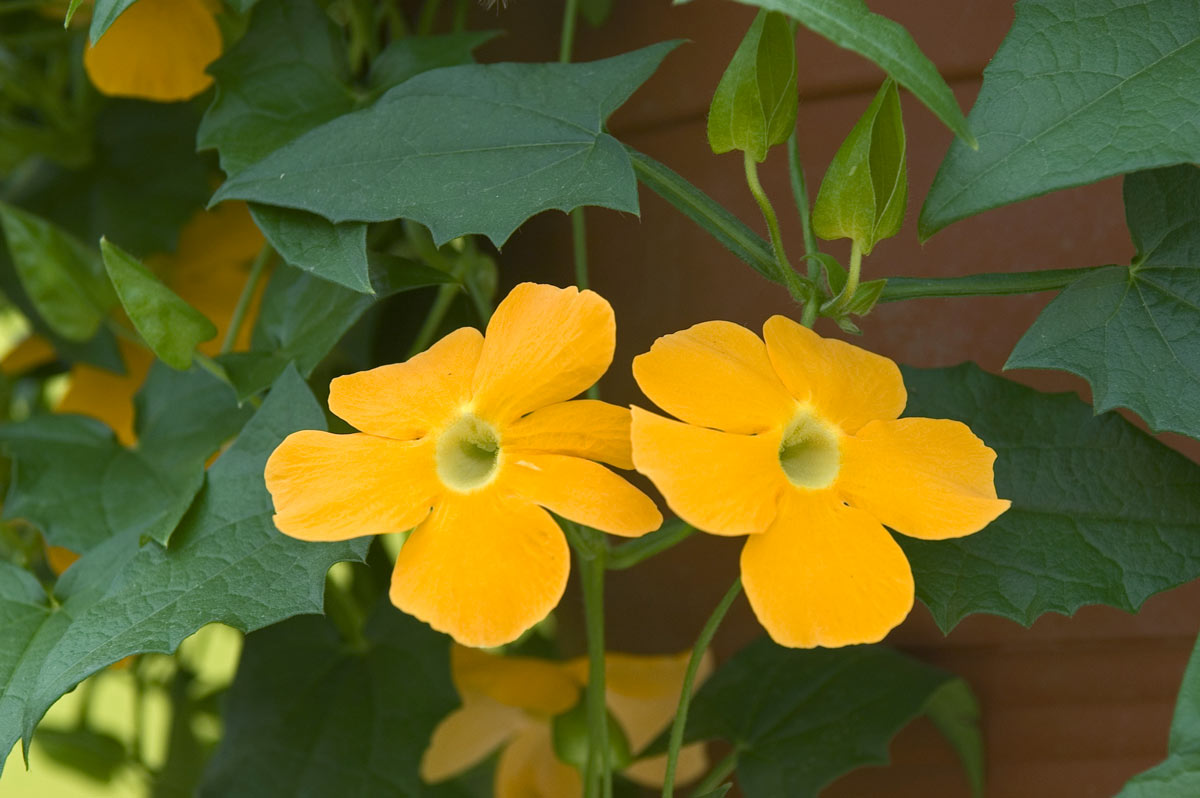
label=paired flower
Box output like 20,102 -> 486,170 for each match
420,645 -> 711,797
82,0 -> 222,102
264,283 -> 661,648
2,202 -> 264,445
630,316 -> 1010,647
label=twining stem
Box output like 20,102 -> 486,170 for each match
787,132 -> 822,329
743,152 -> 809,305
559,0 -> 580,63
689,749 -> 739,797
843,240 -> 863,305
662,577 -> 742,798
578,543 -> 611,798
221,244 -> 273,354
878,266 -> 1099,302
607,521 -> 694,571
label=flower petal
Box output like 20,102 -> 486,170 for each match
57,340 -> 154,447
390,491 -> 569,647
503,399 -> 634,470
503,453 -> 661,538
603,651 -> 712,755
472,283 -> 615,424
421,696 -> 529,783
632,320 -> 795,434
328,327 -> 483,440
452,645 -> 580,716
1,335 -> 56,376
762,315 -> 906,433
630,407 -> 784,536
839,417 -> 1010,540
83,0 -> 221,102
625,746 -> 709,789
265,431 -> 439,541
496,724 -> 582,798
740,490 -> 914,648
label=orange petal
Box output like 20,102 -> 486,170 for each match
632,320 -> 794,434
83,0 -> 221,102
503,399 -> 634,470
496,724 -> 583,798
740,490 -> 914,648
57,339 -> 154,447
503,453 -> 661,538
452,645 -> 580,716
603,651 -> 712,755
1,335 -> 57,376
390,490 -> 569,648
762,315 -> 906,434
839,417 -> 1010,540
630,407 -> 784,536
44,544 -> 80,576
626,746 -> 709,788
264,431 -> 439,541
421,696 -> 530,783
328,327 -> 483,440
472,284 -> 614,424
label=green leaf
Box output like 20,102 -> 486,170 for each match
707,10 -> 798,163
87,0 -> 137,42
12,101 -> 210,256
844,277 -> 887,317
678,0 -> 972,145
0,362 -> 253,551
368,31 -> 501,93
1006,165 -> 1200,440
924,680 -> 985,798
812,78 -> 907,254
693,787 -> 732,798
197,0 -> 355,176
199,603 -> 457,797
683,637 -> 976,797
900,363 -> 1200,631
249,205 -> 372,295
1118,632 -> 1200,796
0,203 -> 115,342
219,257 -> 454,400
100,239 -> 217,370
212,43 -> 680,246
0,366 -> 369,777
919,0 -> 1200,238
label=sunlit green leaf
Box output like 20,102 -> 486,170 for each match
199,604 -> 457,797
920,0 -> 1200,238
812,79 -> 906,254
678,0 -> 971,145
901,363 -> 1200,631
682,638 -> 977,797
1007,165 -> 1200,441
212,43 -> 680,246
101,239 -> 216,370
0,367 -> 368,777
0,363 -> 253,551
707,10 -> 798,162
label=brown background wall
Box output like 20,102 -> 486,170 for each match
467,1 -> 1200,795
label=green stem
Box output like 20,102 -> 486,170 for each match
408,282 -> 460,358
607,521 -> 694,571
662,577 -> 742,798
324,575 -> 368,652
743,152 -> 808,305
571,209 -> 589,291
879,266 -> 1097,302
417,0 -> 442,35
221,244 -> 273,354
452,0 -> 469,31
788,131 -> 822,329
193,352 -> 231,385
559,0 -> 579,63
579,543 -> 610,798
690,749 -> 738,797
843,240 -> 863,304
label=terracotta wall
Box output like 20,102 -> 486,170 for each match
470,1 -> 1200,795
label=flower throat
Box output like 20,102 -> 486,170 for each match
436,413 -> 500,492
778,409 -> 840,490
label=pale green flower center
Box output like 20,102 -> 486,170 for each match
436,413 -> 501,492
778,409 -> 840,490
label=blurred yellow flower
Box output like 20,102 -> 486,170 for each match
421,646 -> 711,797
82,0 -> 222,102
631,317 -> 1010,648
265,283 -> 662,647
1,202 -> 264,446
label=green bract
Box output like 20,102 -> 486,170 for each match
707,10 -> 798,163
811,78 -> 907,254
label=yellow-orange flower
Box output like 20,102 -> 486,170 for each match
82,0 -> 222,102
265,283 -> 662,647
630,317 -> 1010,648
421,646 -> 711,797
1,202 -> 264,445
